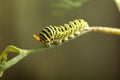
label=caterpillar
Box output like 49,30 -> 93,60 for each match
33,19 -> 89,47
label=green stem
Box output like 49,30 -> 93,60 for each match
0,29 -> 91,76
0,45 -> 21,61
1,26 -> 120,77
90,27 -> 120,35
0,52 -> 27,71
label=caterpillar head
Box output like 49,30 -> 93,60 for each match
33,34 -> 41,41
33,34 -> 52,47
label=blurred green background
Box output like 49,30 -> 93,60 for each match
0,0 -> 120,80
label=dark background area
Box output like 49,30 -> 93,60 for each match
0,0 -> 120,80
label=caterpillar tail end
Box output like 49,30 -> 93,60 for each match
33,34 -> 41,41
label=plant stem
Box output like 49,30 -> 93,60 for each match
90,27 -> 120,35
0,26 -> 120,77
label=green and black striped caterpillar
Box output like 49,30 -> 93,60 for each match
33,19 -> 89,47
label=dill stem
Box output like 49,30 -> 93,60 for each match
90,27 -> 120,35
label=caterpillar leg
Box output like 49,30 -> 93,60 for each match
45,43 -> 52,47
53,39 -> 63,45
69,34 -> 75,39
63,37 -> 68,42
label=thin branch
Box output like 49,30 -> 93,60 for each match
0,29 -> 91,77
90,26 -> 120,35
1,26 -> 120,77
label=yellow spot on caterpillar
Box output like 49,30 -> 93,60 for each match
33,34 -> 41,41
